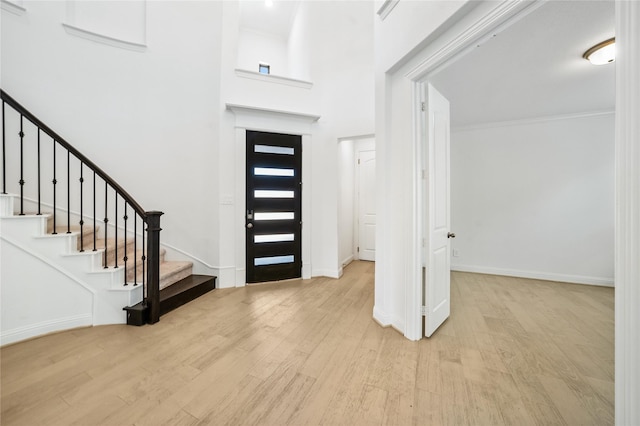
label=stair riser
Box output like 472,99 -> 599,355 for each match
159,276 -> 216,316
110,248 -> 166,265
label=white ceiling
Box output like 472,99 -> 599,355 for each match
430,0 -> 616,127
239,0 -> 301,38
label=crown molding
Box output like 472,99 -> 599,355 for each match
226,103 -> 320,136
452,109 -> 615,132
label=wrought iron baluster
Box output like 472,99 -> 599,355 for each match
2,101 -> 5,194
52,141 -> 57,234
37,129 -> 41,215
79,162 -> 84,252
141,218 -> 147,293
133,214 -> 138,286
1,91 -> 162,323
66,150 -> 71,233
114,194 -> 118,269
123,202 -> 128,285
93,171 -> 97,251
18,115 -> 24,215
104,181 -> 108,268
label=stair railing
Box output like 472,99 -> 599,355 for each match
1,89 -> 162,323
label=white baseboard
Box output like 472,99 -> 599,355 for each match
312,269 -> 341,279
451,264 -> 614,287
341,255 -> 355,268
216,266 -> 236,289
373,305 -> 392,327
338,255 -> 355,277
1,314 -> 93,347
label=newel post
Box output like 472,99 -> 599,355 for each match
146,211 -> 163,324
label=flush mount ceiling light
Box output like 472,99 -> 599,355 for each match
583,37 -> 615,65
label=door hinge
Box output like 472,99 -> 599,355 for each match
421,169 -> 426,179
421,306 -> 428,316
358,158 -> 361,165
421,102 -> 425,111
357,247 -> 360,252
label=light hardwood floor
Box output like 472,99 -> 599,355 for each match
1,261 -> 614,425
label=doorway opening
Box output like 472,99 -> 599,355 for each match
405,2 -> 613,338
338,136 -> 375,273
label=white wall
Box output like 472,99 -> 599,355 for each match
375,0 -> 471,72
1,0 -> 224,273
219,0 -> 375,283
1,239 -> 93,345
287,1 -> 311,81
451,113 -> 615,285
237,28 -> 288,75
2,1 -> 374,290
66,0 -> 146,45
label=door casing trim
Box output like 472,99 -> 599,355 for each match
227,104 -> 319,286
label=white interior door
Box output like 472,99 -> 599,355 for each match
358,150 -> 376,261
424,83 -> 452,337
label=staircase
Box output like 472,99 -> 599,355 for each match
0,89 -> 216,345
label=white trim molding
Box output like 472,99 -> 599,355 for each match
226,104 -> 320,285
1,0 -> 26,15
372,305 -> 392,327
452,109 -> 616,133
1,314 -> 92,347
405,0 -> 544,81
377,0 -> 400,21
62,23 -> 147,52
451,264 -> 614,287
226,103 -> 320,133
235,69 -> 313,90
615,1 -> 640,424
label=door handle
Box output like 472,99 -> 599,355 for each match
247,223 -> 253,229
447,232 -> 456,238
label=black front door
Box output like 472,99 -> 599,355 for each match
246,131 -> 302,283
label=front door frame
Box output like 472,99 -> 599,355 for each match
226,104 -> 319,286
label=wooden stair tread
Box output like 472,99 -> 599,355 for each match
127,259 -> 190,285
160,260 -> 192,274
159,275 -> 216,316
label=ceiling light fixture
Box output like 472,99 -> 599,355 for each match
265,0 -> 273,7
583,38 -> 615,65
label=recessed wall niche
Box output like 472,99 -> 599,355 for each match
237,0 -> 310,82
64,0 -> 146,50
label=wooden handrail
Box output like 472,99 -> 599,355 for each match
1,88 -> 163,323
0,89 -> 147,218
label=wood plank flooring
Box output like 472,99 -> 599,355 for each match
0,261 -> 614,425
